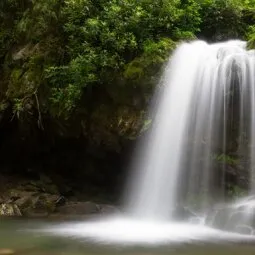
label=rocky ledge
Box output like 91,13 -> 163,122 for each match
0,174 -> 119,217
0,192 -> 119,217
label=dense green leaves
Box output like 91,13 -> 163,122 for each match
197,0 -> 255,41
247,26 -> 255,49
41,0 -> 202,119
1,0 -> 255,139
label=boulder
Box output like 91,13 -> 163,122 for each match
235,225 -> 254,235
55,201 -> 100,215
172,205 -> 197,221
7,191 -> 62,217
98,204 -> 120,215
18,193 -> 61,217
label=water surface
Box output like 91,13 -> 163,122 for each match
1,219 -> 255,255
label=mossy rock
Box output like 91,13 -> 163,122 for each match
0,204 -> 21,216
18,193 -> 59,217
15,196 -> 33,210
5,189 -> 60,217
55,201 -> 100,215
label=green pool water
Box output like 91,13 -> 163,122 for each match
0,219 -> 255,255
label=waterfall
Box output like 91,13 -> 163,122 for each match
126,40 -> 255,221
45,40 -> 255,244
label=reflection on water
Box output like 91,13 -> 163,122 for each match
1,219 -> 255,255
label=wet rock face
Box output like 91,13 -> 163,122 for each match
99,204 -> 120,215
55,201 -> 120,216
55,201 -> 100,215
15,193 -> 61,217
225,159 -> 250,191
0,173 -> 120,218
172,205 -> 197,221
0,189 -> 63,217
0,190 -> 119,217
206,196 -> 255,235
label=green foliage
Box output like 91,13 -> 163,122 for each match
12,98 -> 25,119
226,184 -> 247,198
195,0 -> 255,41
0,0 -> 254,139
15,0 -> 61,43
198,0 -> 244,41
49,84 -> 81,119
39,0 -> 202,119
124,38 -> 176,81
212,153 -> 239,165
45,66 -> 81,119
247,25 -> 255,49
174,0 -> 201,39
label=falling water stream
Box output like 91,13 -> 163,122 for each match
40,40 -> 255,245
126,40 -> 255,221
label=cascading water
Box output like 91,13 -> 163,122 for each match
126,40 -> 255,222
125,41 -> 208,220
43,40 -> 255,244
